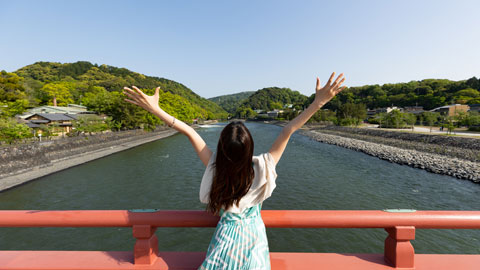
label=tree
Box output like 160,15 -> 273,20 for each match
371,112 -> 388,127
336,103 -> 367,126
235,106 -> 257,119
72,115 -> 109,135
0,71 -> 27,102
463,111 -> 480,131
453,88 -> 480,104
37,124 -> 54,139
0,99 -> 29,117
309,109 -> 336,123
403,113 -> 416,130
40,81 -> 75,106
454,111 -> 468,127
445,116 -> 456,135
0,117 -> 33,144
422,112 -> 440,132
384,109 -> 405,129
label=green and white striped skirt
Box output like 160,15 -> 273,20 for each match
199,204 -> 270,270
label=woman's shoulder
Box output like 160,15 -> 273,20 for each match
252,152 -> 276,170
251,152 -> 277,186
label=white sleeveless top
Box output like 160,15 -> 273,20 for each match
199,152 -> 278,213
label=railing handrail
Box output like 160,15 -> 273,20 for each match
1,210 -> 480,229
2,209 -> 480,269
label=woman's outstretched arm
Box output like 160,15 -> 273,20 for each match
123,86 -> 212,166
269,72 -> 346,164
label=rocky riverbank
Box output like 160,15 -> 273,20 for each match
300,128 -> 480,182
313,125 -> 480,162
0,128 -> 178,191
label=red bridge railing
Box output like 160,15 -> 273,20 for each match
1,210 -> 480,269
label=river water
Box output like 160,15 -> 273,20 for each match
0,122 -> 479,254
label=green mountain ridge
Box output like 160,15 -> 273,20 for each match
239,87 -> 307,111
1,61 -> 227,129
209,87 -> 307,118
209,77 -> 480,116
208,91 -> 255,114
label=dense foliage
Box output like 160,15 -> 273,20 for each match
220,87 -> 306,118
370,110 -> 417,129
209,76 -> 480,129
0,72 -> 30,117
72,114 -> 110,135
336,103 -> 367,126
208,91 -> 255,114
9,61 -> 227,128
326,77 -> 480,111
0,117 -> 33,144
240,87 -> 307,111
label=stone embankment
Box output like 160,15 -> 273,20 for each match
316,126 -> 480,162
0,127 -> 178,191
300,126 -> 479,182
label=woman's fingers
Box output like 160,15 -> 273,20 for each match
124,86 -> 149,103
335,86 -> 347,94
123,87 -> 138,97
332,76 -> 346,89
316,77 -> 321,91
123,88 -> 140,101
131,86 -> 146,98
123,90 -> 139,102
124,98 -> 139,106
326,72 -> 336,86
332,73 -> 344,87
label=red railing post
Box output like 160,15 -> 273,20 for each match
132,225 -> 159,265
384,226 -> 415,269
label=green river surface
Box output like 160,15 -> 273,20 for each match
1,122 -> 479,254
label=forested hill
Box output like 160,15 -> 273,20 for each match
327,77 -> 480,111
231,87 -> 308,118
209,87 -> 307,118
208,91 -> 255,114
210,77 -> 480,117
1,61 -> 227,129
241,87 -> 307,111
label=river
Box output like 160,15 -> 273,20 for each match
0,122 -> 479,254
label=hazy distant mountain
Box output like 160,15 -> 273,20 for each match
209,91 -> 255,114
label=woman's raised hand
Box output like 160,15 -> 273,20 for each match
123,85 -> 212,166
313,72 -> 346,108
123,86 -> 160,113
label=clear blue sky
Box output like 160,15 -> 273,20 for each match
1,0 -> 479,98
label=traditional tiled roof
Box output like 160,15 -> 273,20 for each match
26,122 -> 41,128
26,113 -> 76,121
30,119 -> 49,124
17,104 -> 93,119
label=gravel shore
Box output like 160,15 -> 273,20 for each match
0,129 -> 178,192
300,129 -> 480,182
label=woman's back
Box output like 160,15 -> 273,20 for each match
200,152 -> 277,214
199,204 -> 270,270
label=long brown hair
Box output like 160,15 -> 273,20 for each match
207,121 -> 254,215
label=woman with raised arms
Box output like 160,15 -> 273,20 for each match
123,72 -> 346,270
